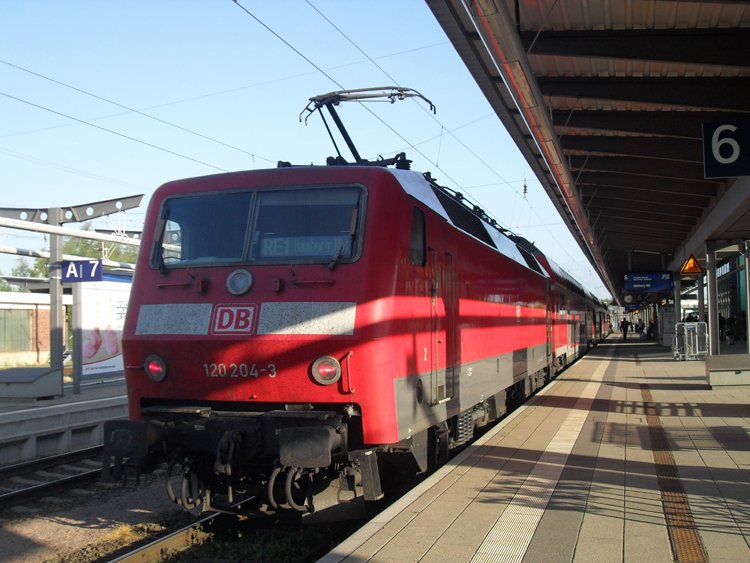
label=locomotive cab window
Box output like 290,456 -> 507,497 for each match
154,192 -> 253,267
152,186 -> 364,269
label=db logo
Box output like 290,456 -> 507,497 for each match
211,304 -> 257,335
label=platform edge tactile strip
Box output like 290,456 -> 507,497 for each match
469,355 -> 612,563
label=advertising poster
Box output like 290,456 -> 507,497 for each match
78,280 -> 131,376
661,306 -> 676,348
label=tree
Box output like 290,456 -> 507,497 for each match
0,259 -> 45,292
12,256 -> 47,279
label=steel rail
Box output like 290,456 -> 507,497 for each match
0,468 -> 102,509
0,445 -> 103,480
108,511 -> 218,562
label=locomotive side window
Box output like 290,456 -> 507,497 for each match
154,192 -> 253,267
250,187 -> 362,264
410,207 -> 426,266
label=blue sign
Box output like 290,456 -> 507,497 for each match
623,272 -> 673,293
61,259 -> 103,283
703,120 -> 750,178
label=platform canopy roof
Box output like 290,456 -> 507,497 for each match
426,0 -> 750,302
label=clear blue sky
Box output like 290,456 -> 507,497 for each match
0,0 -> 610,298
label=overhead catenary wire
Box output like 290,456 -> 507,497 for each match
0,91 -> 227,172
232,0 -> 466,193
232,0 -> 509,232
232,1 -> 600,291
304,0 -> 511,224
0,58 -> 274,166
306,1 -> 517,190
0,9 -> 452,274
1,9 -> 459,184
303,1 -> 597,282
0,42 -> 447,143
0,146 -> 144,191
0,4 -> 605,295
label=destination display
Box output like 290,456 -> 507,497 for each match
623,272 -> 673,293
259,236 -> 350,259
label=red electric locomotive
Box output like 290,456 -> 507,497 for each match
103,88 -> 606,517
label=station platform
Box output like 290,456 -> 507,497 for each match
0,375 -> 127,464
322,337 -> 750,562
0,374 -> 126,414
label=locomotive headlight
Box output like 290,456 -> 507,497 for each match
311,356 -> 341,385
144,354 -> 167,382
226,269 -> 253,296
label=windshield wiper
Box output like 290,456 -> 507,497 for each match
327,205 -> 358,271
327,243 -> 346,271
156,207 -> 170,276
157,244 -> 168,276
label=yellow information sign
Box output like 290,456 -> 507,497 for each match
680,254 -> 705,275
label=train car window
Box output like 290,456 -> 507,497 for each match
155,192 -> 253,267
410,207 -> 426,266
250,187 -> 362,264
430,187 -> 496,248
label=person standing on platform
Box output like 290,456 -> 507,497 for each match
620,318 -> 631,340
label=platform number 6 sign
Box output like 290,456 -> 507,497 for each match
703,120 -> 750,178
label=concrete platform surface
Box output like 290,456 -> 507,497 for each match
322,337 -> 750,563
0,374 -> 126,414
0,375 -> 127,464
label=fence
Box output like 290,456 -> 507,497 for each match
0,292 -> 64,366
0,308 -> 32,353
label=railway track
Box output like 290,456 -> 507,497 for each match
109,510 -> 218,562
1,447 -> 357,561
0,445 -> 104,510
108,508 -> 359,563
98,399 -> 525,561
